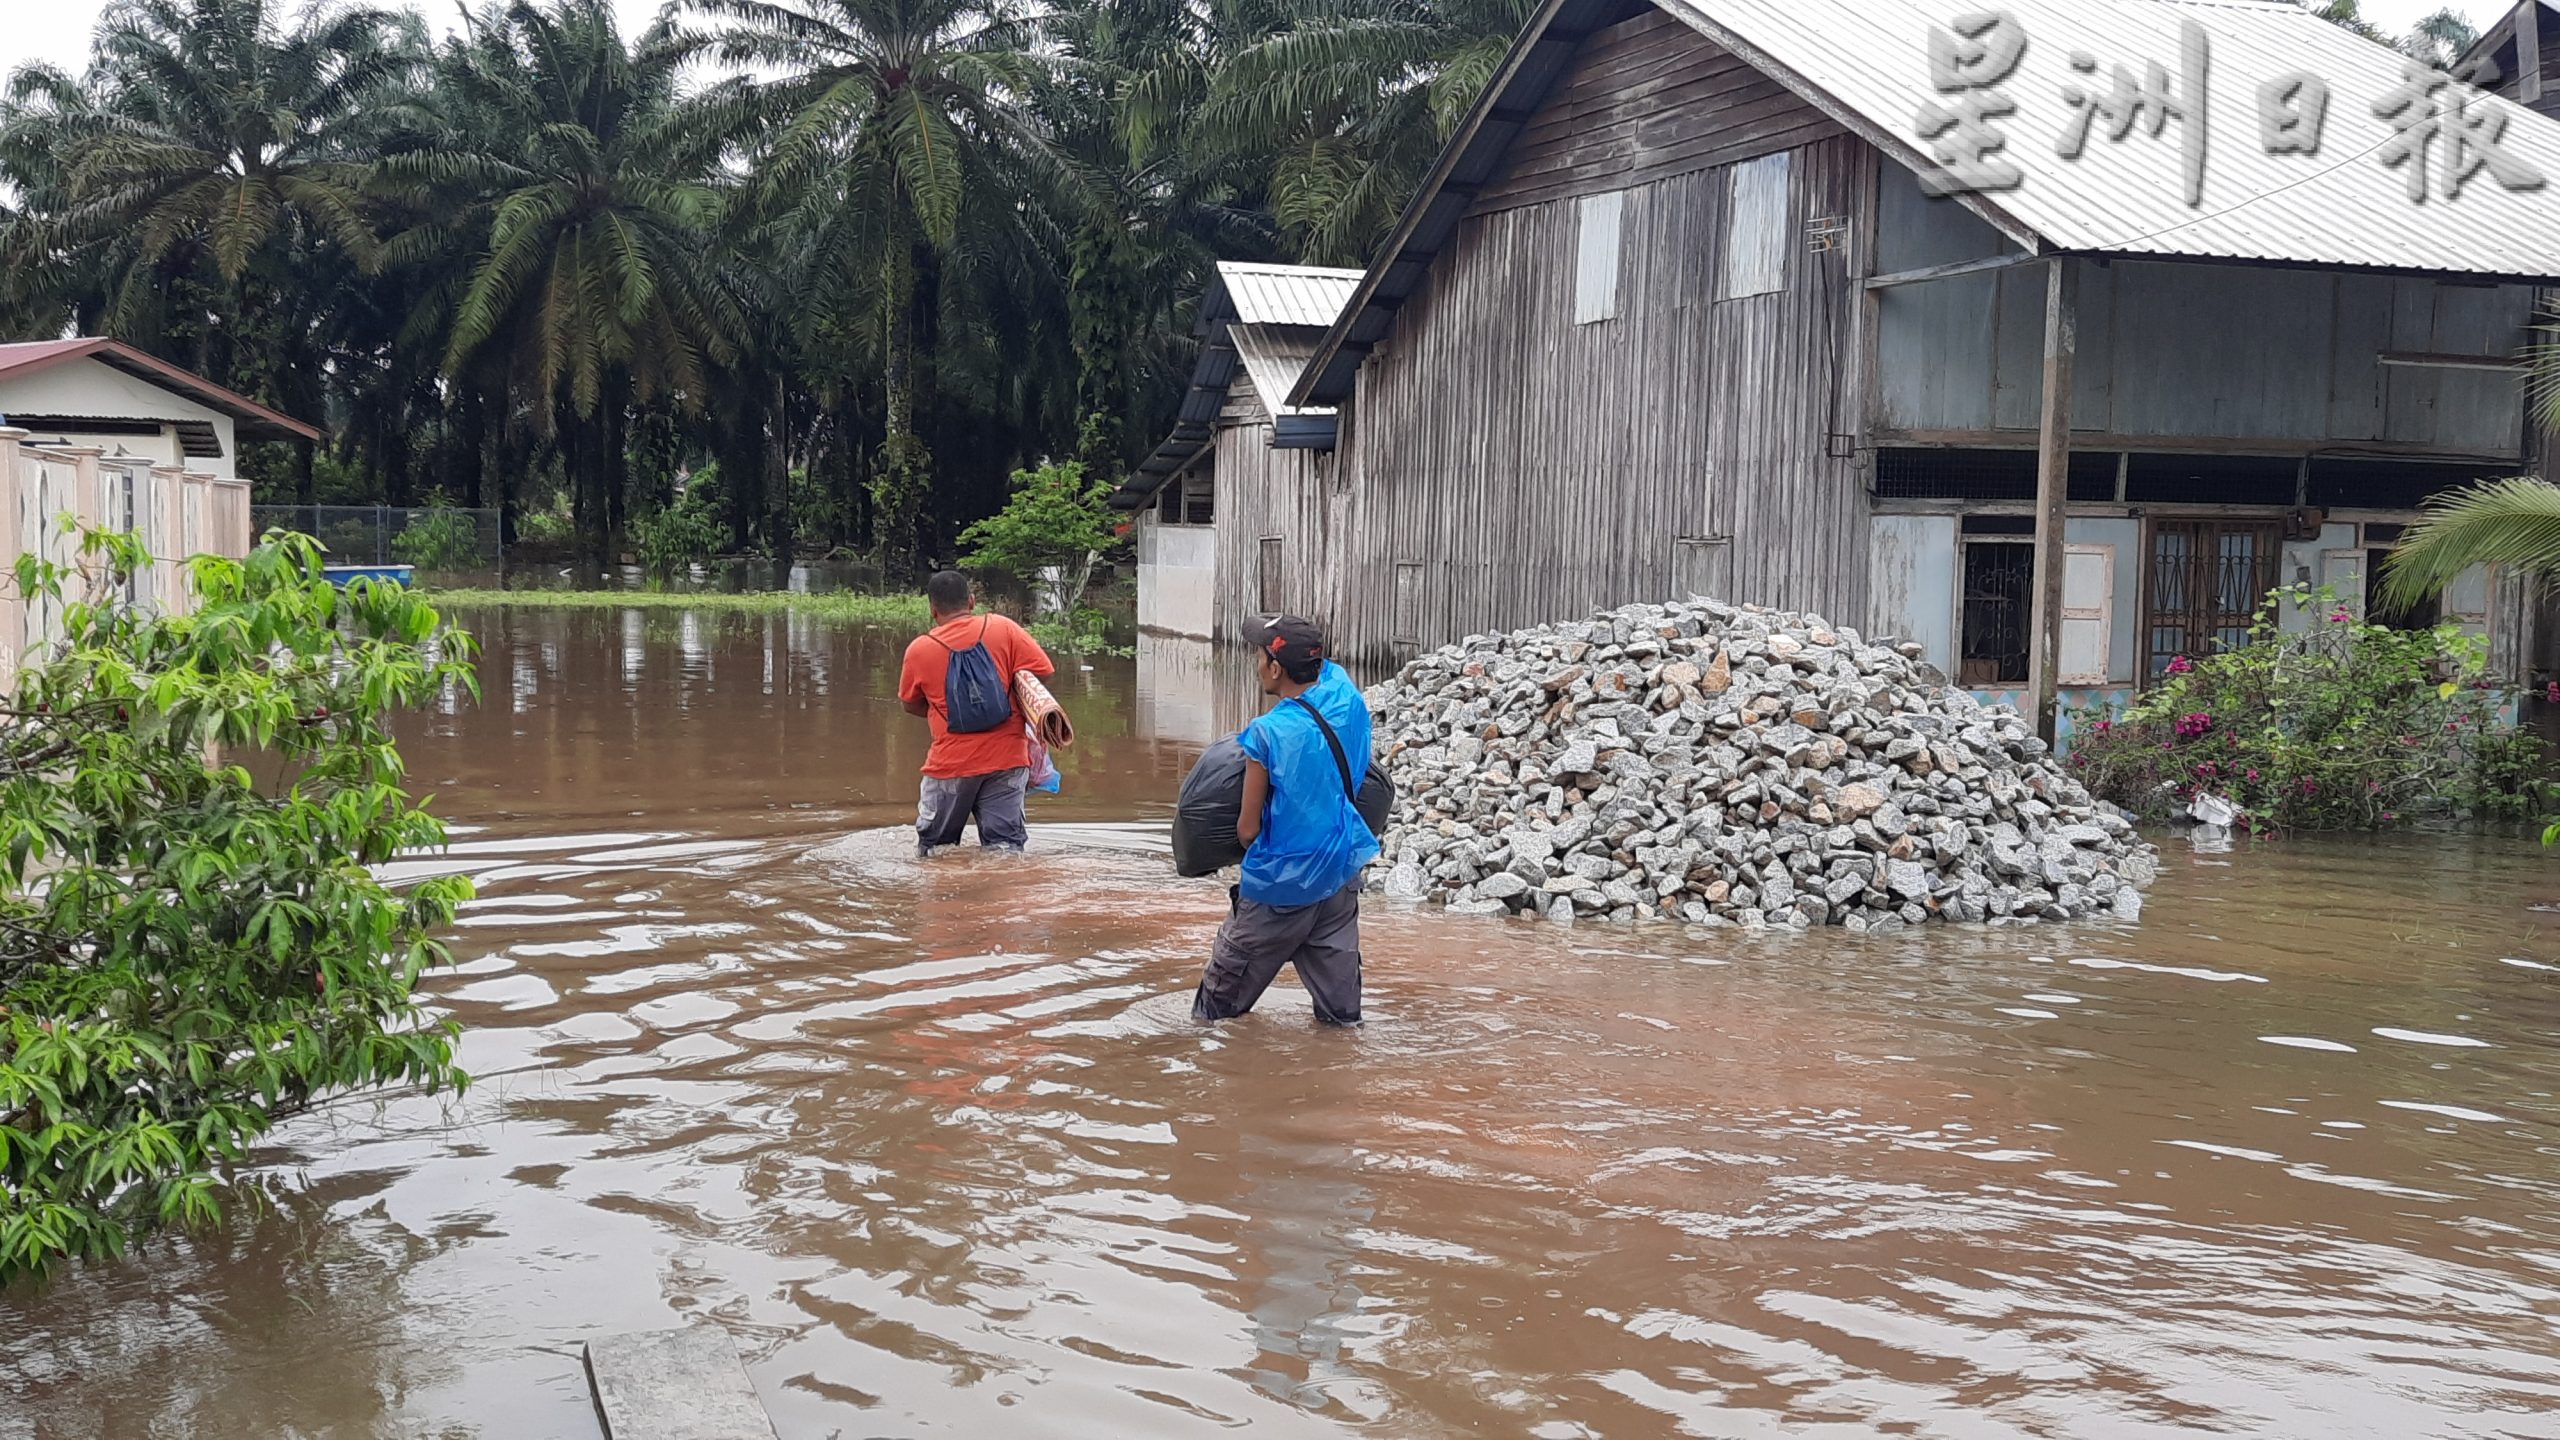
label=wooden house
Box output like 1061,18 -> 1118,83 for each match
1122,0 -> 2560,737
1119,262 -> 1364,641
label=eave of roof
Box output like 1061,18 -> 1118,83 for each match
0,337 -> 323,443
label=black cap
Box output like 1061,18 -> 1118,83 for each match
1249,614 -> 1327,670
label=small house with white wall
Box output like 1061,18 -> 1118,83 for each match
0,337 -> 317,480
0,339 -> 293,683
1115,262 -> 1364,641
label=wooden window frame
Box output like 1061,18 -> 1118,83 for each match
1257,535 -> 1285,616
2140,517 -> 2279,679
1392,561 -> 1426,646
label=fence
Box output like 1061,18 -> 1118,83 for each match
0,428 -> 251,689
252,504 -> 505,572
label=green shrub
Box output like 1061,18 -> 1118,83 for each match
1028,605 -> 1127,658
390,494 -> 481,571
960,460 -> 1115,623
2070,583 -> 2553,831
0,530 -> 479,1283
513,496 -> 574,548
633,488 -> 725,578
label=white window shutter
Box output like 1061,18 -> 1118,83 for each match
1575,191 -> 1623,324
2059,543 -> 2112,684
2319,549 -> 2366,619
1722,152 -> 1792,299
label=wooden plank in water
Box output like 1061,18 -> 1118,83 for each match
583,1326 -> 778,1440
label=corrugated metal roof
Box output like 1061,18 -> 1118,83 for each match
1657,0 -> 2560,277
1230,324 -> 1334,418
1215,262 -> 1366,328
0,337 -> 323,441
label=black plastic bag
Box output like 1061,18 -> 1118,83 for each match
1171,736 -> 1395,879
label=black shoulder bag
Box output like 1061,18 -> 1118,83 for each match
1289,696 -> 1393,838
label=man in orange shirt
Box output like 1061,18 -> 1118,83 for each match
898,570 -> 1056,855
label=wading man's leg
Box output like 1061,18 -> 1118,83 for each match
972,767 -> 1031,851
1195,890 -> 1316,1020
917,773 -> 984,856
1288,884 -> 1363,1026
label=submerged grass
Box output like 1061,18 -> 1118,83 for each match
426,587 -> 931,628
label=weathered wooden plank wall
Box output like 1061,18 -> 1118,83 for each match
1208,381 -> 1346,638
1475,10 -> 1843,215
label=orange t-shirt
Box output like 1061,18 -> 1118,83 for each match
898,612 -> 1056,778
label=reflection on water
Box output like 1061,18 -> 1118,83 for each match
6,606 -> 2560,1440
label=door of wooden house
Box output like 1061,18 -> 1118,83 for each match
2143,519 -> 2278,677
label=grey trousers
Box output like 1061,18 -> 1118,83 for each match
917,767 -> 1030,854
1193,882 -> 1363,1025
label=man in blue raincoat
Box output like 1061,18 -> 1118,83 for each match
1192,616 -> 1379,1026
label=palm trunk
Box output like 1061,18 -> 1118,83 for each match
872,231 -> 930,577
767,372 -> 794,568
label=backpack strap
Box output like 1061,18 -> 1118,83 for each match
1290,696 -> 1359,800
921,614 -> 993,654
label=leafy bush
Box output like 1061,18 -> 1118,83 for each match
2070,584 -> 2550,831
513,496 -> 575,549
390,494 -> 481,571
0,531 -> 479,1283
632,488 -> 724,577
959,460 -> 1116,627
1028,605 -> 1128,658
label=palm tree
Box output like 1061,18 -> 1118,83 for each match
1038,0 -> 1273,484
2402,8 -> 2480,67
683,0 -> 1064,570
1194,0 -> 1535,263
0,0 -> 424,501
384,0 -> 743,563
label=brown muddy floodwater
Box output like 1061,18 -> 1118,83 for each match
7,607 -> 2560,1440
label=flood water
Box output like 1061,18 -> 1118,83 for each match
7,607 -> 2560,1439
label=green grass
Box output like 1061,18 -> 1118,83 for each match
426,586 -> 931,627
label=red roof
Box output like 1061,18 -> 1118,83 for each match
0,337 -> 322,443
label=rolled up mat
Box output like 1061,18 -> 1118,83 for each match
1015,670 -> 1074,748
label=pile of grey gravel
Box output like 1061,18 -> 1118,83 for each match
1363,597 -> 2158,930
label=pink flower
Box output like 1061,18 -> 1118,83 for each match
2166,655 -> 2195,675
2302,778 -> 2319,794
2173,712 -> 2215,740
2544,681 -> 2558,704
2329,606 -> 2352,623
2245,767 -> 2259,781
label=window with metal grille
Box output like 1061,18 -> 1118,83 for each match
1258,536 -> 1285,615
2145,520 -> 2277,675
1960,541 -> 2032,685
